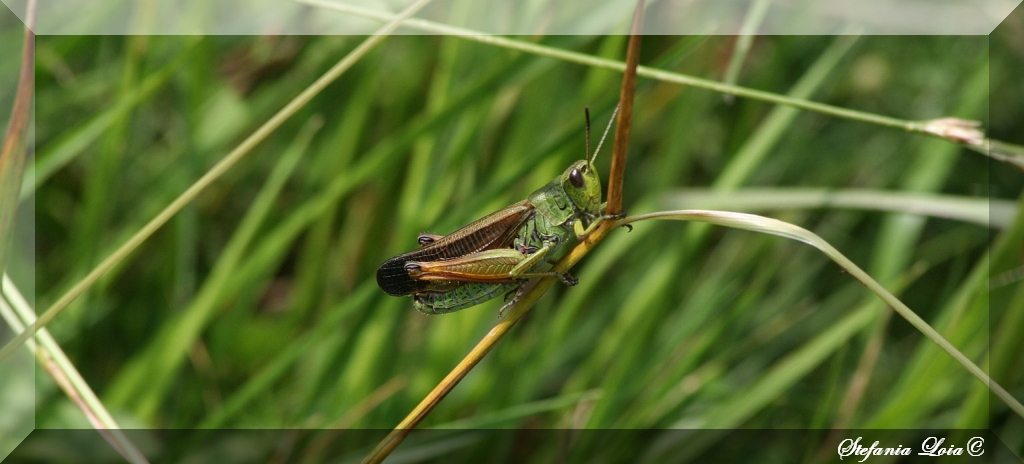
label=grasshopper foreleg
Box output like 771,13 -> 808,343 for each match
574,210 -> 628,241
601,210 -> 632,232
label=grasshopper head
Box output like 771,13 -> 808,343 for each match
561,159 -> 602,215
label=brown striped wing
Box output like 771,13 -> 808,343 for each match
376,200 -> 535,296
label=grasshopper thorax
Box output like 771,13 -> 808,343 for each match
561,159 -> 602,216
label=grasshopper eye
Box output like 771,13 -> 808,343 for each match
569,168 -> 585,188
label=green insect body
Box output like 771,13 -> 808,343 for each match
413,282 -> 518,314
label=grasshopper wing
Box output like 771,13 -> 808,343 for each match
376,200 -> 535,296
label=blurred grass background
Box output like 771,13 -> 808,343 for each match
3,1 -> 1023,461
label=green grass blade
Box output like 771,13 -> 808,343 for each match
620,210 -> 1024,420
104,118 -> 320,418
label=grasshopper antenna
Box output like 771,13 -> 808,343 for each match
585,107 -> 592,162
590,103 -> 620,165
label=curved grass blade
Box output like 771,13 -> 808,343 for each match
662,188 -> 1010,229
618,209 -> 1024,420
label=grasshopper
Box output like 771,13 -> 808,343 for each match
376,107 -> 620,315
